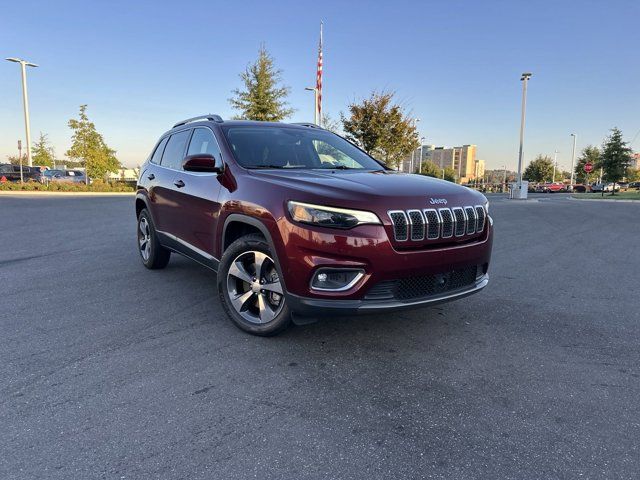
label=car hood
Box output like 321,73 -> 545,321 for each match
248,169 -> 486,211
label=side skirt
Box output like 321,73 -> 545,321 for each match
156,230 -> 219,272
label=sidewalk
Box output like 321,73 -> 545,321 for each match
0,190 -> 135,197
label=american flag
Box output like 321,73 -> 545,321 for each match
316,22 -> 323,126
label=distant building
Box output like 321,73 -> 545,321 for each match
630,153 -> 640,170
399,144 -> 435,173
108,168 -> 139,182
430,145 -> 484,183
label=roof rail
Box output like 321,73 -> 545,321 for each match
173,114 -> 223,128
291,122 -> 322,129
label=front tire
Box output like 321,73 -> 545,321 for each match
137,208 -> 171,269
218,234 -> 292,336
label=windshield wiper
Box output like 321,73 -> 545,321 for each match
316,165 -> 355,170
246,164 -> 299,169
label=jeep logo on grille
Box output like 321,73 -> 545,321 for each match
429,198 -> 447,205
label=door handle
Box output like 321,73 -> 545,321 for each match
147,173 -> 155,180
174,179 -> 185,188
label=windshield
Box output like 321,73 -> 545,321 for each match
223,126 -> 384,170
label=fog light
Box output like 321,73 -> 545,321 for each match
311,268 -> 364,291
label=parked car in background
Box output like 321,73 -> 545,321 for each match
0,163 -> 43,182
592,183 -> 621,193
539,182 -> 566,193
629,181 -> 640,190
44,169 -> 90,184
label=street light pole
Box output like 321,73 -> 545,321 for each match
419,137 -> 425,174
570,134 -> 577,188
553,149 -> 558,182
503,164 -> 507,191
516,72 -> 532,195
18,140 -> 24,184
6,57 -> 38,167
410,118 -> 420,173
304,87 -> 319,125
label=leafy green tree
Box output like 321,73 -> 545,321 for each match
229,45 -> 294,121
600,128 -> 633,194
321,113 -> 341,134
419,160 -> 441,178
66,105 -> 120,180
574,146 -> 600,184
417,161 -> 456,182
442,167 -> 457,182
523,155 -> 555,183
32,132 -> 56,167
6,154 -> 27,165
341,91 -> 419,170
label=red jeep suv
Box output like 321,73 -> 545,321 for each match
136,115 -> 493,335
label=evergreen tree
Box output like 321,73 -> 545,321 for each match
341,91 -> 419,170
32,132 -> 56,167
600,128 -> 632,194
229,45 -> 294,121
574,146 -> 600,184
66,105 -> 119,180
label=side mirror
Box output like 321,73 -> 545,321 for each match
182,154 -> 223,173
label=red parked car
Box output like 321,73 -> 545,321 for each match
135,115 -> 493,335
538,182 -> 566,193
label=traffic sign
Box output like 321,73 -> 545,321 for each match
584,162 -> 594,173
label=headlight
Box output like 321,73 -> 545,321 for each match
287,201 -> 381,229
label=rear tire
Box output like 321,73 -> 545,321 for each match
137,208 -> 171,269
218,234 -> 292,336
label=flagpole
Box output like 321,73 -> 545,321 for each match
317,21 -> 323,127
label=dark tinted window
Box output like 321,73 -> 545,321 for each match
187,128 -> 221,158
223,127 -> 383,170
161,130 -> 191,170
150,136 -> 168,164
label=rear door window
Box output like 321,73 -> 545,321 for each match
161,130 -> 192,170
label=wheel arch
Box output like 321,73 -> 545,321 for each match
221,214 -> 287,291
135,193 -> 150,218
222,214 -> 278,254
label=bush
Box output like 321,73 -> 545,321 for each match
0,179 -> 135,192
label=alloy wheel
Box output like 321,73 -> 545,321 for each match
226,251 -> 284,324
138,217 -> 151,261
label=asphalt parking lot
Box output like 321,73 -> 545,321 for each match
1,194 -> 639,479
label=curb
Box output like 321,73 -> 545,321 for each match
0,191 -> 135,197
569,195 -> 640,204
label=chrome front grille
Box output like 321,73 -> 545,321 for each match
424,209 -> 440,239
387,205 -> 487,242
407,210 -> 425,241
439,208 -> 454,238
388,211 -> 408,241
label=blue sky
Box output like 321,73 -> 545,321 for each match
1,0 -> 638,170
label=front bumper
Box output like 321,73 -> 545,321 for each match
287,274 -> 489,317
